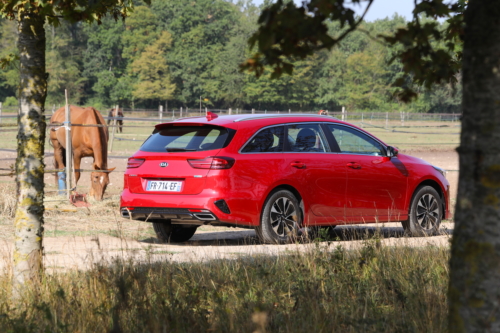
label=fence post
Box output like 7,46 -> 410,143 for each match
0,102 -> 2,125
64,90 -> 72,199
109,104 -> 118,153
385,112 -> 389,129
229,108 -> 232,115
361,113 -> 364,127
180,107 -> 183,118
252,108 -> 255,114
159,105 -> 163,122
289,109 -> 291,113
341,107 -> 345,121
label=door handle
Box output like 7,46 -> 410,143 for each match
346,162 -> 362,169
291,161 -> 306,169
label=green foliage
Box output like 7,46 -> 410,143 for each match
0,0 -> 463,112
0,0 -> 143,25
3,96 -> 17,106
130,31 -> 176,102
0,244 -> 449,332
45,23 -> 87,105
0,19 -> 18,101
245,0 -> 464,103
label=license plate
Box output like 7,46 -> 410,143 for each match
146,181 -> 183,192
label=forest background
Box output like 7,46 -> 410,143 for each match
0,0 -> 461,113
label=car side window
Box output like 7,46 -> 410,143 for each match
326,124 -> 384,156
241,126 -> 285,153
286,124 -> 328,152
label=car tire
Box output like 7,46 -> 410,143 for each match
256,190 -> 302,244
153,222 -> 198,243
402,186 -> 442,236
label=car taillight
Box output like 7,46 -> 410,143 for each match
127,158 -> 145,168
187,157 -> 235,169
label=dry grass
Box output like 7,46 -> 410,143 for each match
0,189 -> 155,241
0,241 -> 449,333
42,194 -> 155,240
0,184 -> 16,218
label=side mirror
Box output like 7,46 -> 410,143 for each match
386,146 -> 399,158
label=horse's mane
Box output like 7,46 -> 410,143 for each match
87,107 -> 109,170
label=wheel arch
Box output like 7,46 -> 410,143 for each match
262,184 -> 305,221
270,184 -> 303,203
410,179 -> 446,214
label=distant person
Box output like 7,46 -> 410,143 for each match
318,110 -> 328,115
107,107 -> 124,133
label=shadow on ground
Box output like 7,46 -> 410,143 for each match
139,224 -> 453,247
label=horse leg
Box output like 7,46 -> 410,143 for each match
51,134 -> 66,194
73,152 -> 82,188
118,120 -> 123,133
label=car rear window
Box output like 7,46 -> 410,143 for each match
241,126 -> 285,153
141,125 -> 235,152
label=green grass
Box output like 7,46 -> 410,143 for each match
0,242 -> 449,332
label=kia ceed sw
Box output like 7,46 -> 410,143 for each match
120,113 -> 450,244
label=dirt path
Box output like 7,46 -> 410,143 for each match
0,222 -> 454,274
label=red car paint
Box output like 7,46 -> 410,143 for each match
120,114 -> 450,231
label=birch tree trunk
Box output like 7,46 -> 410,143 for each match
449,1 -> 500,331
12,13 -> 47,293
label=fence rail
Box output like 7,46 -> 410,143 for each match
0,103 -> 461,122
0,104 -> 462,183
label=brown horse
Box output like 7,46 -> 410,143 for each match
49,105 -> 115,200
107,107 -> 124,133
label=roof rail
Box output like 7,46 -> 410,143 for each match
233,114 -> 339,122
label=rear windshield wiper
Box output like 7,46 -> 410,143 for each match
165,147 -> 197,152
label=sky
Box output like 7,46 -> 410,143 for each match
252,0 -> 415,22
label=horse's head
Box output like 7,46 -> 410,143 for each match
89,167 -> 116,201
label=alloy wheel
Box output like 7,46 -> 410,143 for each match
416,193 -> 440,231
270,197 -> 298,237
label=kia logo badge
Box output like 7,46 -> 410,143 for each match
159,162 -> 168,167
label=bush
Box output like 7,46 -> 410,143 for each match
2,96 -> 18,107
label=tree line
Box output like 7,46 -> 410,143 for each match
0,0 -> 461,113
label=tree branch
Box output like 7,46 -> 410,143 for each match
331,0 -> 375,46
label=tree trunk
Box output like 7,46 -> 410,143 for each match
449,1 -> 500,331
12,13 -> 47,294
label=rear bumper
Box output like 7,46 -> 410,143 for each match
120,188 -> 256,226
120,207 -> 218,225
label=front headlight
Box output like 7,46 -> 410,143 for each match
432,165 -> 447,177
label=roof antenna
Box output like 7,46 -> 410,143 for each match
206,111 -> 218,121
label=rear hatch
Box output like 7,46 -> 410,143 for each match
127,124 -> 235,195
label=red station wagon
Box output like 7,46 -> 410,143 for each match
120,113 -> 450,244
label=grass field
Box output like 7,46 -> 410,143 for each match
0,114 -> 460,153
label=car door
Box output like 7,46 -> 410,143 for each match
284,123 -> 347,225
235,125 -> 289,223
325,124 -> 408,223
